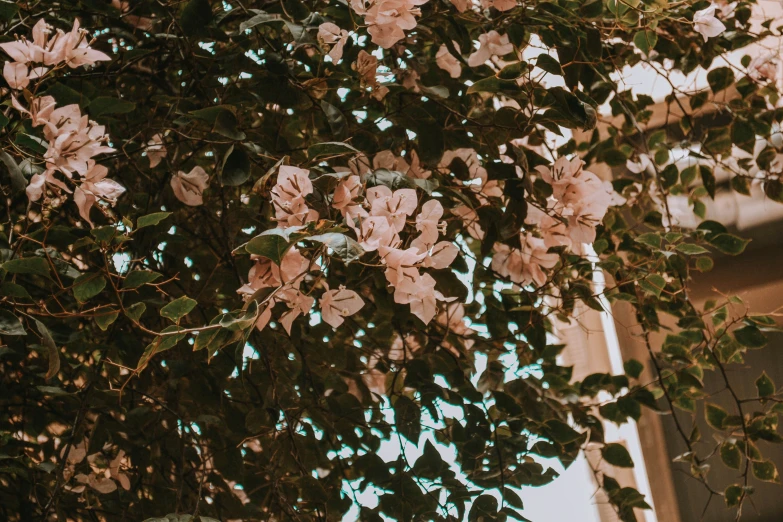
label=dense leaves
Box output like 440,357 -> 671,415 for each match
1,0 -> 783,521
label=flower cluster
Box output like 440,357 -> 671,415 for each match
1,19 -> 110,89
332,173 -> 459,324
13,96 -> 124,226
3,20 -> 122,226
349,0 -> 428,48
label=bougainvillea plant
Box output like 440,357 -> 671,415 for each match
1,0 -> 783,520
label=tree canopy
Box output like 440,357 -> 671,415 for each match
1,0 -> 783,520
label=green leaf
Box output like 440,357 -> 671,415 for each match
724,485 -> 742,508
624,359 -> 644,379
706,403 -> 728,430
0,0 -> 19,21
137,212 -> 172,229
73,274 -> 107,303
675,243 -> 710,255
221,145 -> 251,186
0,282 -> 31,300
707,67 -> 735,93
180,0 -> 213,36
544,419 -> 582,443
752,460 -> 779,482
308,233 -> 365,264
466,76 -> 518,94
190,106 -> 245,140
125,302 -> 147,322
536,54 -> 563,76
15,133 -> 48,154
602,443 -> 634,468
635,233 -> 661,250
160,296 -> 197,322
2,257 -> 51,278
34,320 -> 60,381
246,228 -> 303,264
707,233 -> 750,255
320,101 -> 347,139
755,372 -> 775,397
0,151 -> 26,194
307,141 -> 359,159
88,97 -> 136,117
696,256 -> 714,272
720,442 -> 741,470
123,270 -> 163,289
394,396 -> 421,443
239,12 -> 284,33
95,310 -> 119,331
639,274 -> 665,297
0,310 -> 25,336
733,324 -> 766,348
633,30 -> 658,56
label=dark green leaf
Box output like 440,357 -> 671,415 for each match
2,257 -> 51,278
89,97 -> 136,117
0,310 -> 24,336
123,270 -> 163,289
73,273 -> 107,303
221,146 -> 251,186
755,372 -> 775,397
34,320 -> 59,381
720,442 -> 741,470
137,212 -> 172,229
602,443 -> 634,468
308,233 -> 365,264
160,296 -> 197,322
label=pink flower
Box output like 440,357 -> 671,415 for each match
146,134 -> 167,168
481,0 -> 516,10
421,241 -> 459,269
171,166 -> 209,206
332,175 -> 367,221
1,19 -> 110,89
351,0 -> 429,48
271,166 -> 318,227
318,23 -> 349,63
358,215 -> 400,251
3,62 -> 30,89
38,106 -> 115,178
411,199 -> 444,251
237,248 -> 316,334
366,186 -> 418,231
73,161 -> 126,226
380,245 -> 426,296
450,0 -> 470,12
319,284 -> 365,327
534,155 -> 585,200
11,95 -> 56,126
748,52 -> 780,83
436,43 -> 462,78
373,150 -> 410,173
353,51 -> 390,100
467,31 -> 514,67
491,234 -> 558,287
451,205 -> 484,240
60,19 -> 112,68
407,150 -> 431,179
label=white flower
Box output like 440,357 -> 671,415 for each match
626,154 -> 653,174
693,5 -> 726,41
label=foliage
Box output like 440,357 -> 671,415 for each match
1,0 -> 782,521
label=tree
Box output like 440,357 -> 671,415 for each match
0,0 -> 781,520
